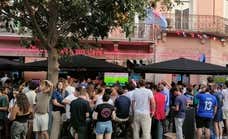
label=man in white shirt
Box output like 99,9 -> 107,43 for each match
222,81 -> 228,135
62,91 -> 78,120
64,80 -> 75,95
125,81 -> 137,100
1,74 -> 9,86
132,79 -> 156,139
125,81 -> 137,117
26,81 -> 37,107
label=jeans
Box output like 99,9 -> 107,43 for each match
11,121 -> 28,139
152,119 -> 163,139
175,117 -> 185,139
210,121 -> 215,139
133,113 -> 151,139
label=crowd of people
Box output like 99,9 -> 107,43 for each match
0,74 -> 228,139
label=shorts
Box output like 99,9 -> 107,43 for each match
223,110 -> 228,119
33,113 -> 49,132
195,116 -> 212,128
214,110 -> 223,122
11,121 -> 28,138
95,121 -> 113,134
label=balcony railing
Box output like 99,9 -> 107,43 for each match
1,14 -> 228,40
0,18 -> 31,37
163,13 -> 228,37
107,23 -> 161,42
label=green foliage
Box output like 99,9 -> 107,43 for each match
0,0 -> 179,51
0,0 -> 150,50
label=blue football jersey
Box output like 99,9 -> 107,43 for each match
196,93 -> 217,118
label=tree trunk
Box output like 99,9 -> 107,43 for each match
47,47 -> 59,87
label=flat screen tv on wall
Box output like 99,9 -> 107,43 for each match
104,72 -> 128,86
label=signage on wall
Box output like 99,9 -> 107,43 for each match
60,48 -> 104,56
74,49 -> 104,56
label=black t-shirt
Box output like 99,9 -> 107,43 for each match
170,87 -> 176,107
95,103 -> 115,122
70,98 -> 90,128
114,95 -> 131,119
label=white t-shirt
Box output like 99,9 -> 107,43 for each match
25,90 -> 37,106
63,94 -> 77,119
125,89 -> 136,101
95,95 -> 114,106
8,98 -> 16,119
132,87 -> 153,115
65,86 -> 75,95
22,87 -> 29,94
222,88 -> 228,111
1,76 -> 9,86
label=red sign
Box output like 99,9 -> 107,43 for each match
74,49 -> 104,56
60,48 -> 104,56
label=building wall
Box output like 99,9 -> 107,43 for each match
158,0 -> 225,17
210,39 -> 228,65
1,0 -> 227,83
156,36 -> 211,62
0,37 -> 45,57
196,0 -> 213,15
154,35 -> 228,84
23,57 -> 47,81
213,0 -> 224,17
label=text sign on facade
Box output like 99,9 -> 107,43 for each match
73,49 -> 104,56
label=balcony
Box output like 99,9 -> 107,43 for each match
106,23 -> 160,42
164,13 -> 228,37
0,17 -> 160,42
0,19 -> 31,37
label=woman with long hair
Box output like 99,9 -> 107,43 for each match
9,93 -> 33,139
87,84 -> 96,108
93,93 -> 115,139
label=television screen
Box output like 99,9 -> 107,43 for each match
130,73 -> 142,81
104,72 -> 128,86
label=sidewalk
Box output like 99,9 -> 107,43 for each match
164,132 -> 228,139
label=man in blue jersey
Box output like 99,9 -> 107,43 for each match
195,85 -> 217,139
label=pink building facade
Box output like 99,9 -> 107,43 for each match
152,0 -> 228,84
0,0 -> 228,83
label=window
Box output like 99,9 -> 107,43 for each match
173,0 -> 191,12
224,0 -> 228,18
172,0 -> 192,30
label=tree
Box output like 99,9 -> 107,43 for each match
0,0 -> 175,85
